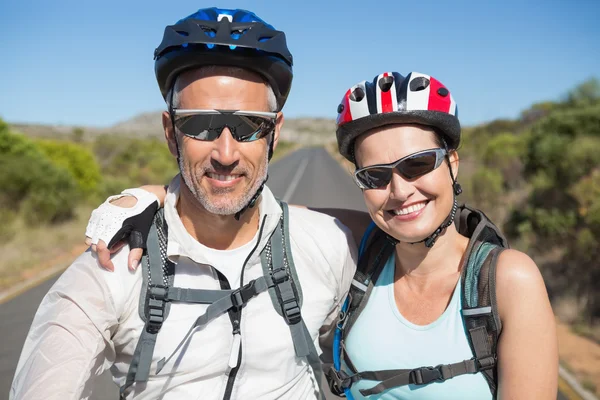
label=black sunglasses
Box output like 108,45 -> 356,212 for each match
353,148 -> 447,189
172,109 -> 277,142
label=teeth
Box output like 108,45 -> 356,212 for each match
208,172 -> 239,182
393,202 -> 427,216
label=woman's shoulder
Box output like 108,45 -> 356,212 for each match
495,249 -> 543,286
494,249 -> 549,319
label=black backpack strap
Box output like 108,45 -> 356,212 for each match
461,244 -> 504,398
344,229 -> 396,335
325,228 -> 396,396
355,356 -> 494,396
120,210 -> 173,398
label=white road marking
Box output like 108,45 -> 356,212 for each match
282,155 -> 310,202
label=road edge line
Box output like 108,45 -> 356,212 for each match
559,365 -> 598,400
0,262 -> 69,305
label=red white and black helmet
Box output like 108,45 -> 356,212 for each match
336,71 -> 460,162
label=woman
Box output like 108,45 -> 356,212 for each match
86,71 -> 558,399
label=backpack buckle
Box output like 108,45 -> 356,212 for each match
477,355 -> 496,371
146,286 -> 167,334
411,365 -> 443,385
231,280 -> 258,308
281,297 -> 301,325
149,284 -> 167,301
271,267 -> 288,284
326,367 -> 353,395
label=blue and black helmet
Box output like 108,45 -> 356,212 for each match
154,8 -> 293,111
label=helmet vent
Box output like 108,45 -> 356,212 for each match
409,77 -> 430,92
175,30 -> 189,37
349,87 -> 365,102
200,26 -> 217,38
378,75 -> 394,92
231,29 -> 248,39
437,87 -> 449,97
258,35 -> 273,42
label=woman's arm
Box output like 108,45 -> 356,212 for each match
495,249 -> 558,399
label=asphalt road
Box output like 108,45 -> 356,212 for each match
1,147 -> 567,400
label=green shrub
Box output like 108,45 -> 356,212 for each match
0,127 -> 79,223
36,139 -> 103,197
93,135 -> 178,186
469,167 -> 504,208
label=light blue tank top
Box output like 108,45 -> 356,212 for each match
344,253 -> 492,400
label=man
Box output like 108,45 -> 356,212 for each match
11,8 -> 356,399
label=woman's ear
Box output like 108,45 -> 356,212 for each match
448,149 -> 460,179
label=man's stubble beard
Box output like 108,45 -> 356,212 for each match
177,137 -> 269,216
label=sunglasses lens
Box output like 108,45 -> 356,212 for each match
175,114 -> 274,142
398,151 -> 438,179
356,150 -> 441,189
356,167 -> 393,189
175,114 -> 219,140
232,115 -> 274,142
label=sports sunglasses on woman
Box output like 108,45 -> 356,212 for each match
353,148 -> 447,189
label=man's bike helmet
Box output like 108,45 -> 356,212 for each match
154,7 -> 293,111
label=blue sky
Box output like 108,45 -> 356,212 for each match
1,0 -> 599,128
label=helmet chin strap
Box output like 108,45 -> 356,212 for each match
234,175 -> 268,221
420,197 -> 458,247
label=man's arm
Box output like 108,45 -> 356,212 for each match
295,207 -> 371,248
495,249 -> 558,400
10,252 -> 122,399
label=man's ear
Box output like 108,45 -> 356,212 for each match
448,149 -> 460,179
163,111 -> 178,157
271,112 -> 284,153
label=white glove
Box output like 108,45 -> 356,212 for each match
85,188 -> 160,248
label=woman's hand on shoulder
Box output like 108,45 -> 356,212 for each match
496,249 -> 558,400
84,185 -> 167,271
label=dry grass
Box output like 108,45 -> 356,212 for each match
557,319 -> 600,397
0,206 -> 93,292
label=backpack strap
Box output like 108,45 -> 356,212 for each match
461,242 -> 504,398
344,228 -> 396,335
458,205 -> 507,398
261,201 -> 324,399
120,210 -> 173,399
325,227 -> 396,396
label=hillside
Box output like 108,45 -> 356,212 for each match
12,112 -> 337,145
